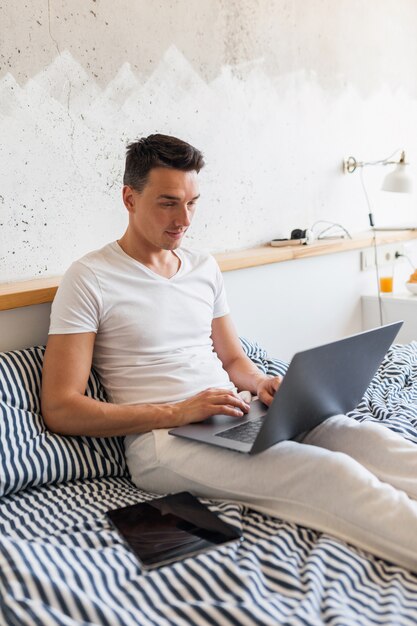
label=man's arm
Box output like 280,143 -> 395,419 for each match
41,333 -> 250,437
211,315 -> 281,406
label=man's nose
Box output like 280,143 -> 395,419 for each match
174,205 -> 192,227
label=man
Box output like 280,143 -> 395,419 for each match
42,133 -> 417,573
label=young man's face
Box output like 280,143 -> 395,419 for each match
123,167 -> 200,253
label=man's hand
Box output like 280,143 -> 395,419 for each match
173,388 -> 251,425
256,375 -> 282,406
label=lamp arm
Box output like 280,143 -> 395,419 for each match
382,151 -> 407,166
343,149 -> 406,174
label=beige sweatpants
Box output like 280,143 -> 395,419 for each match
125,414 -> 417,572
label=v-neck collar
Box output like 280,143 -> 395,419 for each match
111,241 -> 184,281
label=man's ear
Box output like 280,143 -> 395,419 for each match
122,186 -> 136,212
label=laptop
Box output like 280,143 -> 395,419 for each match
169,322 -> 402,454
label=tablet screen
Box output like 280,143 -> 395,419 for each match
107,491 -> 243,569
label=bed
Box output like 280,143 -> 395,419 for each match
1,336 -> 417,625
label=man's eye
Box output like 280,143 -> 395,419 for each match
161,202 -> 175,207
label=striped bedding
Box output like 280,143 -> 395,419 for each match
1,341 -> 417,625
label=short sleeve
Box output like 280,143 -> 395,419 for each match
49,261 -> 102,335
212,259 -> 230,319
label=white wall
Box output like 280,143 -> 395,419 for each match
0,303 -> 51,353
224,241 -> 417,360
1,0 -> 417,282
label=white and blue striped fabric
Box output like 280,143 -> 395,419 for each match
0,346 -> 126,497
1,341 -> 417,624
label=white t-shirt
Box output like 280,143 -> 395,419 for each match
49,242 -> 235,406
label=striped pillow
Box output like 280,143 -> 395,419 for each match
0,346 -> 126,497
240,337 -> 289,377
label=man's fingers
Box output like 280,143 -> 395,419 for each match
258,388 -> 274,407
205,389 -> 250,411
272,377 -> 281,391
212,404 -> 245,417
202,389 -> 250,416
228,406 -> 245,416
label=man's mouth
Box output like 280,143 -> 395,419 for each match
166,230 -> 185,240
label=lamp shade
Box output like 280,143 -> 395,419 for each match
381,163 -> 413,193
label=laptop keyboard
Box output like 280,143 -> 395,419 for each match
215,417 -> 264,443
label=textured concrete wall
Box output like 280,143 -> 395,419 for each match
3,0 -> 417,95
1,0 -> 417,281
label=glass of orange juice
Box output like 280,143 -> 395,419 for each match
379,276 -> 393,293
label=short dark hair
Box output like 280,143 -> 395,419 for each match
123,133 -> 205,192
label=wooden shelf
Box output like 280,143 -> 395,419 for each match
0,276 -> 61,311
214,230 -> 417,271
1,230 -> 417,311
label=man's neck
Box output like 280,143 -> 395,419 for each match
117,236 -> 181,279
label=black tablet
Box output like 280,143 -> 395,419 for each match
106,491 -> 243,569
